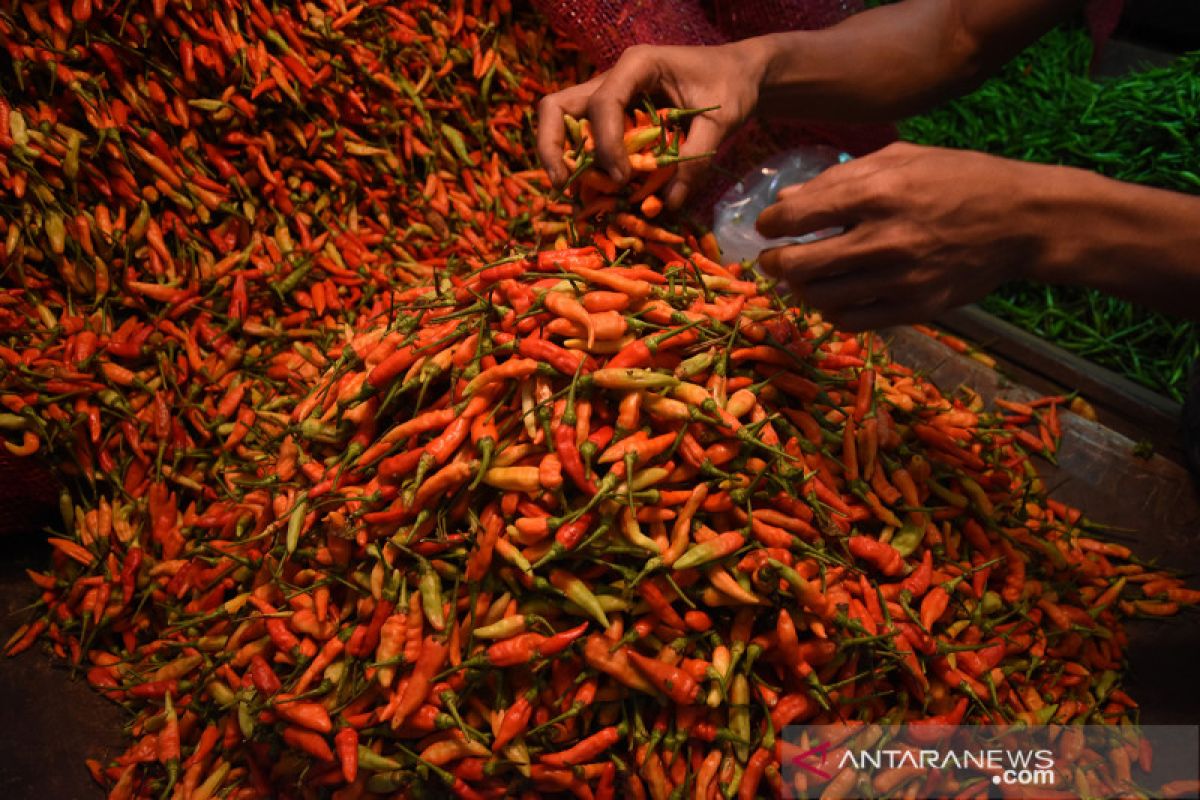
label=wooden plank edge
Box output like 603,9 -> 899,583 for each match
931,305 -> 1184,462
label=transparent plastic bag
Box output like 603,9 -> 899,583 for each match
712,146 -> 851,265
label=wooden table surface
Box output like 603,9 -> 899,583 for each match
1,324 -> 1197,798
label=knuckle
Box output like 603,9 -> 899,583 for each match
705,105 -> 739,128
901,265 -> 929,290
621,43 -> 652,64
882,140 -> 916,157
584,91 -> 615,121
862,169 -> 904,199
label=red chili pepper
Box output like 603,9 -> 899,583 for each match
183,723 -> 220,769
554,421 -> 595,496
909,698 -> 969,743
486,621 -> 588,667
518,336 -> 591,375
334,727 -> 358,783
540,725 -> 621,766
492,691 -> 534,752
553,512 -> 594,553
274,700 -> 332,734
739,747 -> 773,800
848,535 -> 905,577
920,585 -> 951,631
770,692 -> 818,731
378,448 -> 425,483
465,503 -> 504,582
425,416 -> 470,465
248,597 -> 302,654
128,679 -> 179,699
625,649 -> 700,705
884,548 -> 933,600
389,637 -> 447,727
247,654 -> 281,694
282,727 -> 334,762
635,580 -> 685,633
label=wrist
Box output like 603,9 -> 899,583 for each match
1016,163 -> 1107,286
1018,164 -> 1200,318
755,32 -> 800,91
754,30 -> 827,106
727,35 -> 782,97
1020,165 -> 1151,288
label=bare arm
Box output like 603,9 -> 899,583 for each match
756,145 -> 1200,328
1029,167 -> 1200,321
755,0 -> 1083,122
537,0 -> 1082,204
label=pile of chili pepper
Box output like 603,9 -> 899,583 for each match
3,0 -> 1200,797
0,0 -> 570,469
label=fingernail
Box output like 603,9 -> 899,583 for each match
609,166 -> 629,184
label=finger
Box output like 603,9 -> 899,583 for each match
765,153 -> 889,221
536,81 -> 599,186
796,263 -> 918,316
826,300 -> 926,333
757,227 -> 878,284
664,113 -> 725,209
772,155 -> 869,199
756,179 -> 861,240
588,48 -> 661,183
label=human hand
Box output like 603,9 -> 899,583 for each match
536,40 -> 771,209
757,143 -> 1052,330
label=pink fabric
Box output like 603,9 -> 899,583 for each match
710,0 -> 861,43
533,0 -> 724,70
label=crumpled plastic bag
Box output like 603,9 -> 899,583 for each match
712,146 -> 851,265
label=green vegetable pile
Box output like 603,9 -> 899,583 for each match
901,25 -> 1200,402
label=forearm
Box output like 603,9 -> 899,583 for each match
1028,169 -> 1200,320
749,0 -> 1081,123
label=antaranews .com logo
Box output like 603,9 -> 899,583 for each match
779,724 -> 1199,798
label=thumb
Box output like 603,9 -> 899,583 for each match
664,114 -> 728,210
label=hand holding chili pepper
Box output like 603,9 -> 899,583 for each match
536,42 -> 769,207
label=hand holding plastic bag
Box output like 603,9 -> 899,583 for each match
712,146 -> 850,265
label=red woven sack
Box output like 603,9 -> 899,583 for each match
710,0 -> 861,42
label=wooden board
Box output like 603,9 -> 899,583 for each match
934,305 -> 1185,462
